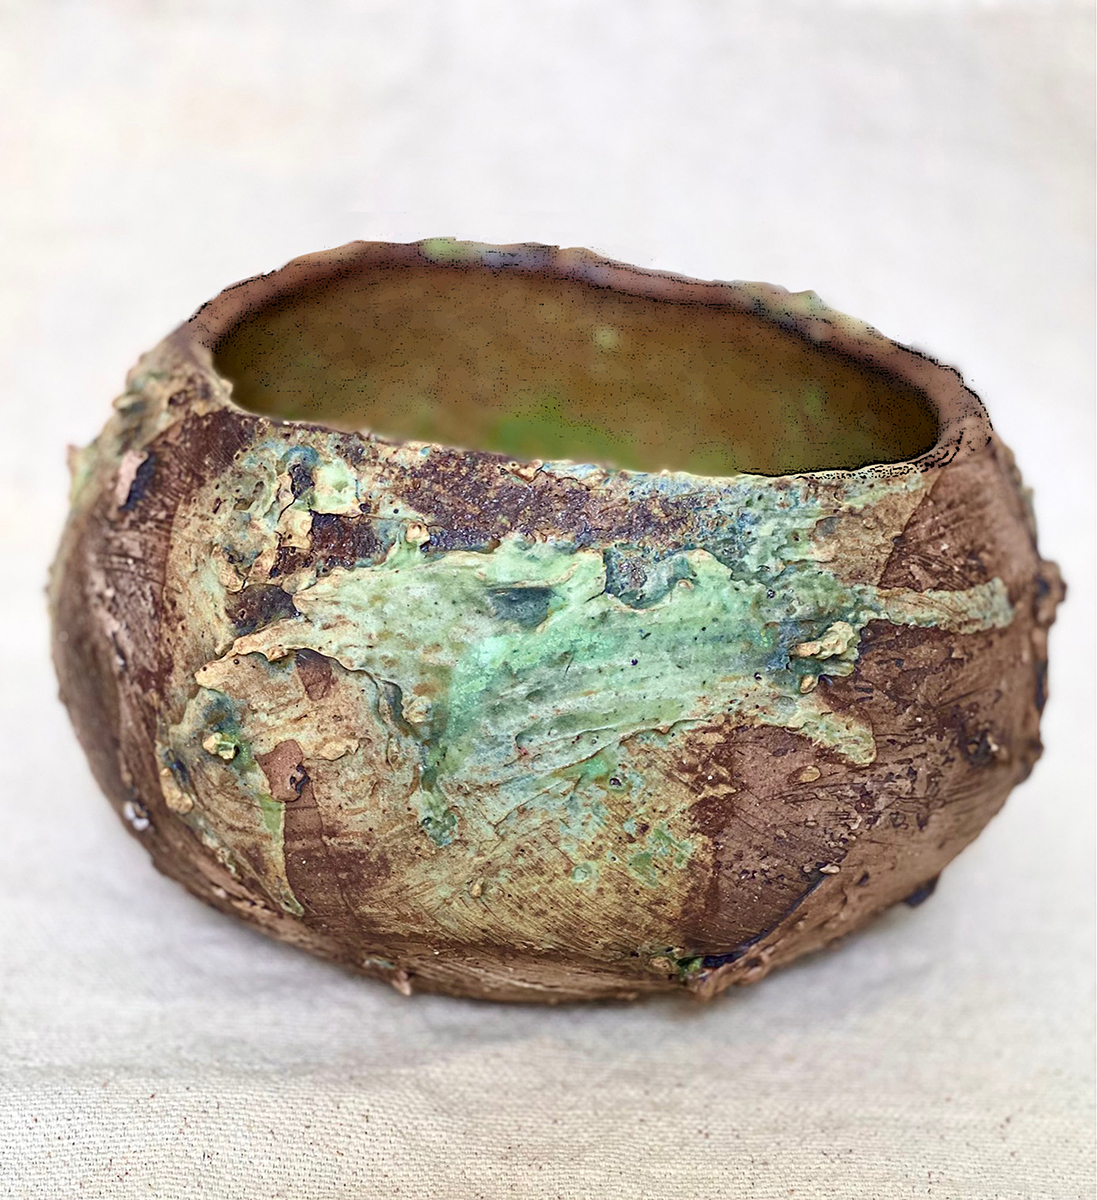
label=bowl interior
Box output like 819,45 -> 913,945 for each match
211,261 -> 938,476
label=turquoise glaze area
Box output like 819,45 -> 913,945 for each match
232,535 -> 1009,772
160,440 -> 1014,910
196,533 -> 1011,853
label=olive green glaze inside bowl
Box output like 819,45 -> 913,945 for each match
211,251 -> 938,477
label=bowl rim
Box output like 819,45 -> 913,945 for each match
169,237 -> 993,484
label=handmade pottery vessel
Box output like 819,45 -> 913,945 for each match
50,240 -> 1064,1001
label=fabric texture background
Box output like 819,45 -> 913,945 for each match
1,2 -> 1092,1196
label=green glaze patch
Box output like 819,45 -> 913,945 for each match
420,791 -> 459,848
67,442 -> 99,507
675,955 -> 705,981
224,531 -> 1012,853
257,791 -> 286,841
488,392 -> 642,470
157,438 -> 1015,930
170,691 -> 304,916
420,237 -> 479,263
571,862 -> 598,885
628,824 -> 694,888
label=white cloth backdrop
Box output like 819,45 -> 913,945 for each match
1,2 -> 1092,1196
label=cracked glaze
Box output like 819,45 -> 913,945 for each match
49,240 -> 1064,1002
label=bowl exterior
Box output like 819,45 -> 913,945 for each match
50,312 -> 1063,1003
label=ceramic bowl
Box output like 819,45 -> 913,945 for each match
50,240 -> 1064,1001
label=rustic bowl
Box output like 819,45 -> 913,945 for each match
50,239 -> 1064,1002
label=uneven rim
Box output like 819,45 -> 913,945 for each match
171,238 -> 993,484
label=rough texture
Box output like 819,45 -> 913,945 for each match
49,240 -> 1064,1002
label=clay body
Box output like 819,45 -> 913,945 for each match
50,241 -> 1063,1001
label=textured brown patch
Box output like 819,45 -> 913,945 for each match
280,775 -> 362,936
268,543 -> 310,580
227,584 -> 298,635
256,740 -> 309,803
252,740 -> 371,937
680,723 -> 857,959
397,447 -> 691,550
51,402 -> 262,924
308,511 -> 384,572
878,439 -> 1033,596
687,446 -> 1056,997
294,649 -> 334,700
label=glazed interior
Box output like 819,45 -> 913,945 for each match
212,262 -> 938,476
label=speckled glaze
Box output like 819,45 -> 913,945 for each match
50,240 -> 1064,1001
